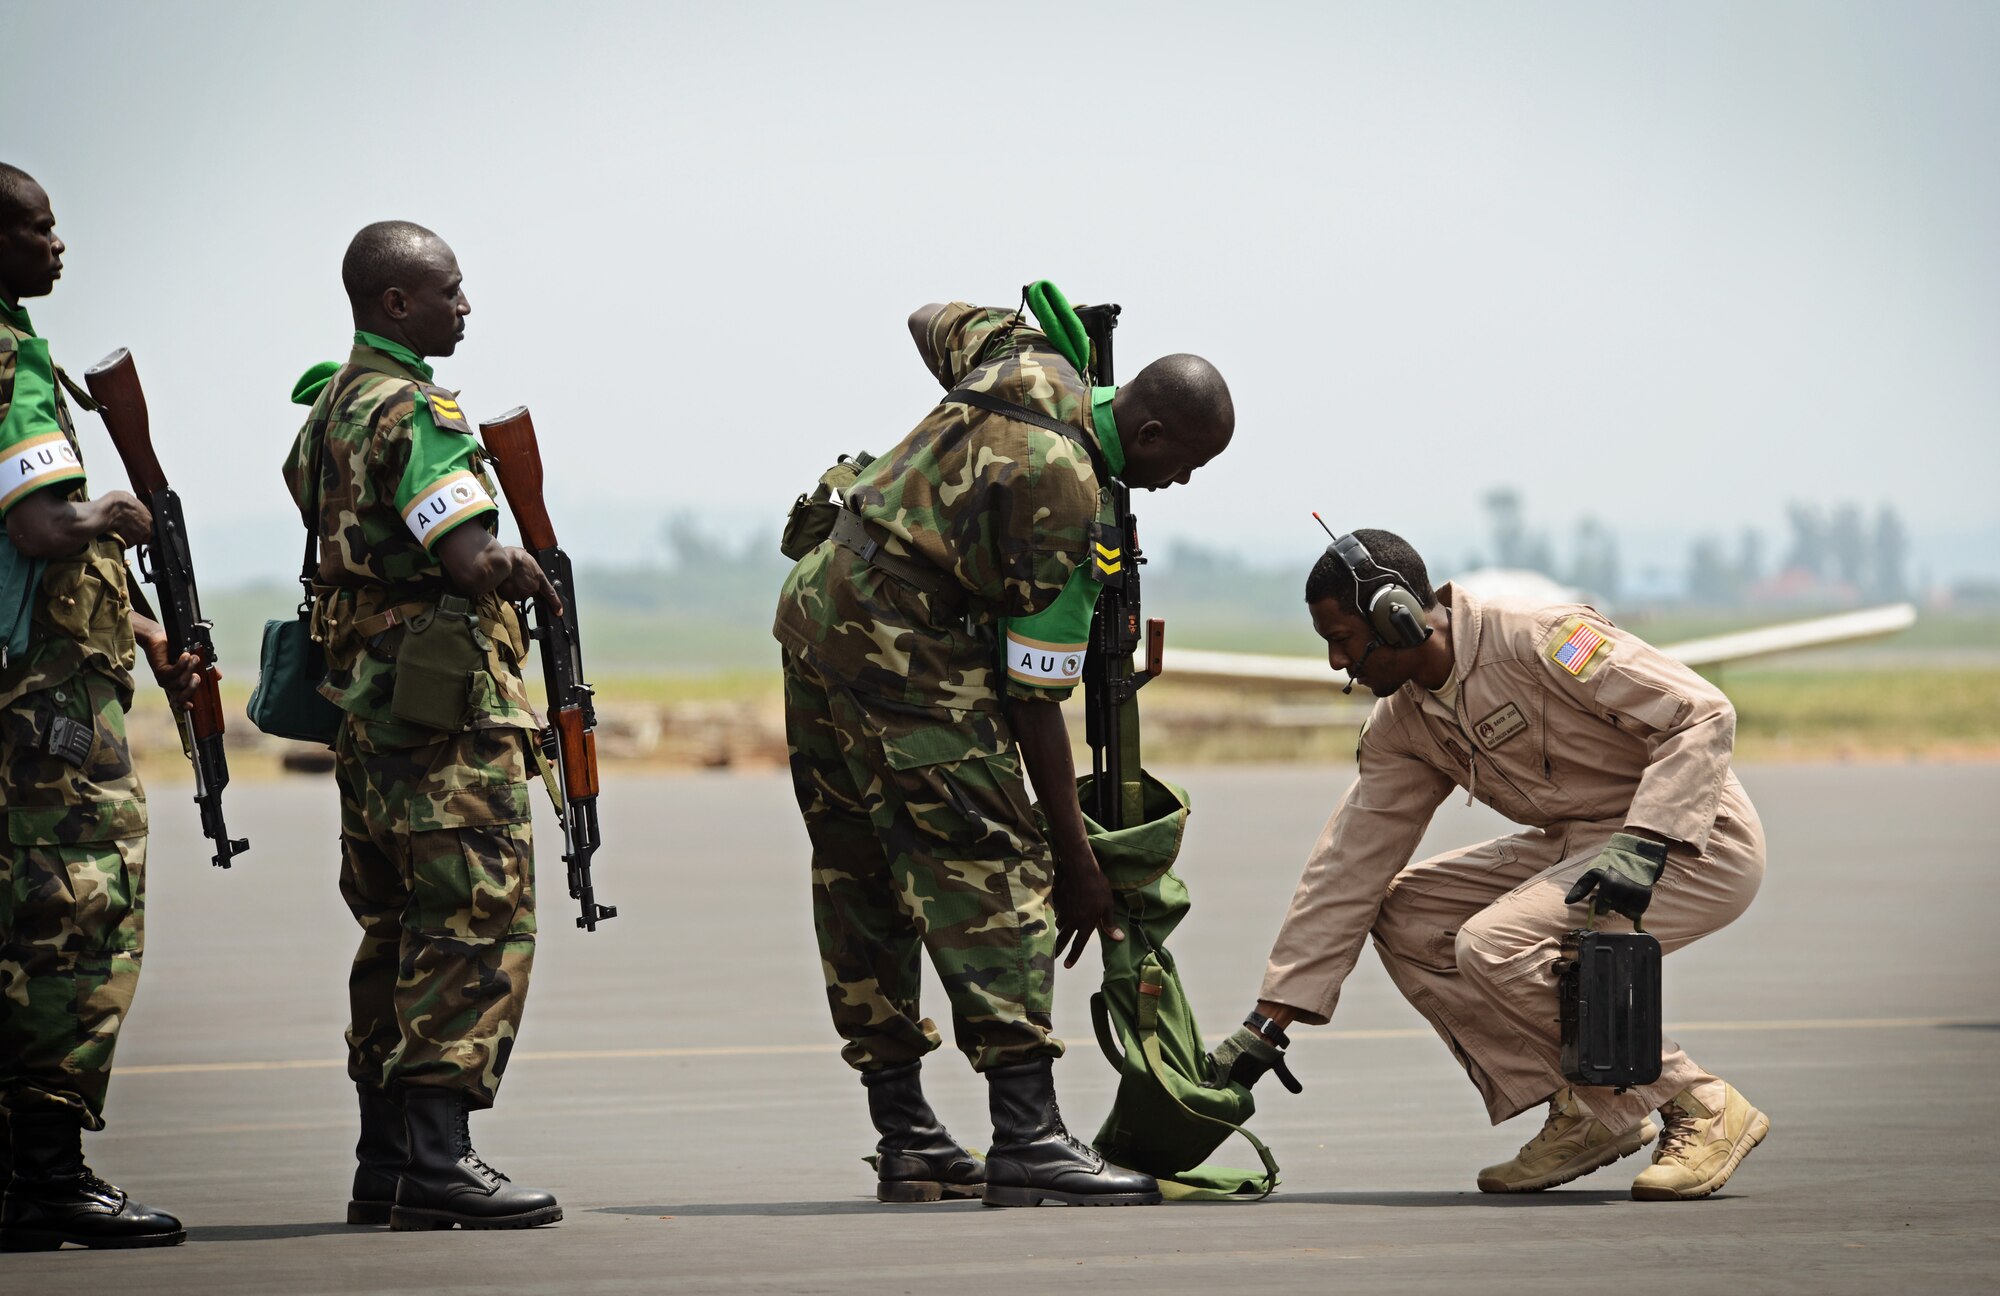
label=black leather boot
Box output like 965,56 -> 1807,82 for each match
982,1058 -> 1161,1207
389,1088 -> 561,1231
0,1109 -> 185,1250
346,1084 -> 405,1225
861,1061 -> 984,1202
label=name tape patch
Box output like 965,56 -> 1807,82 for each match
1474,702 -> 1528,748
1,431 -> 84,511
1005,629 -> 1086,688
1550,620 -> 1608,677
403,470 -> 494,547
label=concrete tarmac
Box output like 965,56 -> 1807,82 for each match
6,762 -> 1997,1293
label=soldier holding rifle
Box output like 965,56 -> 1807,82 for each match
0,163 -> 201,1250
282,222 -> 561,1232
774,293 -> 1233,1206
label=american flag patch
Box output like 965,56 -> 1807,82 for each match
1551,622 -> 1606,676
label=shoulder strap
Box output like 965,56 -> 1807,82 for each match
297,382 -> 337,602
53,365 -> 99,413
944,387 -> 1107,482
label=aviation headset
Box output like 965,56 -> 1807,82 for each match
1328,531 -> 1433,651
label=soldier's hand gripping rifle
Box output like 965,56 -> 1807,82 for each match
476,407 -> 615,933
83,349 -> 249,868
1075,304 -> 1166,831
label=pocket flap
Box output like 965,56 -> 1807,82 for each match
9,796 -> 148,845
414,781 -> 530,832
878,708 -> 1008,771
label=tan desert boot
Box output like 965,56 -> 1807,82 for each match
1476,1087 -> 1657,1193
1630,1080 -> 1771,1201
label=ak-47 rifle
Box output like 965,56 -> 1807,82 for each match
1076,304 -> 1165,832
476,407 -> 614,933
83,349 -> 249,868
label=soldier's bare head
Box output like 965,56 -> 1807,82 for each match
1112,353 -> 1234,491
0,163 -> 64,305
342,220 -> 470,359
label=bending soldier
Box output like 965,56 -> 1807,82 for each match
282,222 -> 561,1232
1223,529 -> 1771,1201
774,297 -> 1234,1206
0,163 -> 202,1250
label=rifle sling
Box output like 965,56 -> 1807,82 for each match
943,387 -> 1109,482
823,389 -> 1105,608
54,366 -> 100,413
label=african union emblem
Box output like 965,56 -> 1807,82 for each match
1063,654 -> 1081,676
451,482 -> 474,504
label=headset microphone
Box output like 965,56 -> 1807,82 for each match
1342,640 -> 1379,696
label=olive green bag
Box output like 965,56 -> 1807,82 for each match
1073,772 -> 1280,1201
780,452 -> 874,561
247,410 -> 342,745
0,532 -> 46,671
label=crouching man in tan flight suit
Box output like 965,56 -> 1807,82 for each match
1224,529 -> 1770,1200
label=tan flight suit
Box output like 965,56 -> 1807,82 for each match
1260,583 -> 1765,1134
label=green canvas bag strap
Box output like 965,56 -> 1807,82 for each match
1089,991 -> 1125,1064
1132,963 -> 1281,1200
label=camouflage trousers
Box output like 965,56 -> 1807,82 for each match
782,650 -> 1062,1074
0,672 -> 147,1130
335,716 -> 536,1108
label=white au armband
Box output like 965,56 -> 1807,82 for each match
402,471 -> 494,546
1005,629 -> 1087,688
0,432 -> 84,511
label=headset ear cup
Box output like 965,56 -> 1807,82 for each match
1370,587 -> 1431,649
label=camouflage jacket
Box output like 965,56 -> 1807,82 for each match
773,302 -> 1120,714
281,335 -> 532,733
0,300 -> 136,711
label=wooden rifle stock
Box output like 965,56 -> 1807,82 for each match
477,407 -> 559,551
83,347 -> 246,866
83,348 -> 227,730
477,403 -> 613,930
84,348 -> 169,496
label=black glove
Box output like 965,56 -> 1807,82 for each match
1564,831 -> 1670,924
1207,1022 -> 1302,1093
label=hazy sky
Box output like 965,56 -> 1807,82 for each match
8,0 -> 1996,589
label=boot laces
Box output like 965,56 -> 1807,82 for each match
1654,1105 -> 1703,1161
76,1169 -> 124,1203
1521,1096 -> 1576,1153
1039,1097 -> 1096,1162
451,1108 -> 509,1183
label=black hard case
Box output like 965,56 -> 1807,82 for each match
1556,929 -> 1663,1088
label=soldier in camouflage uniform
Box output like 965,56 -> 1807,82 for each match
774,297 -> 1234,1206
0,164 -> 203,1250
282,220 -> 561,1232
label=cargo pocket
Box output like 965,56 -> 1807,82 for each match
415,729 -> 532,830
7,798 -> 148,954
872,707 -> 1035,860
408,821 -> 534,942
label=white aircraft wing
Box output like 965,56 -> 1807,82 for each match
1655,603 -> 1917,668
1161,603 -> 1917,691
